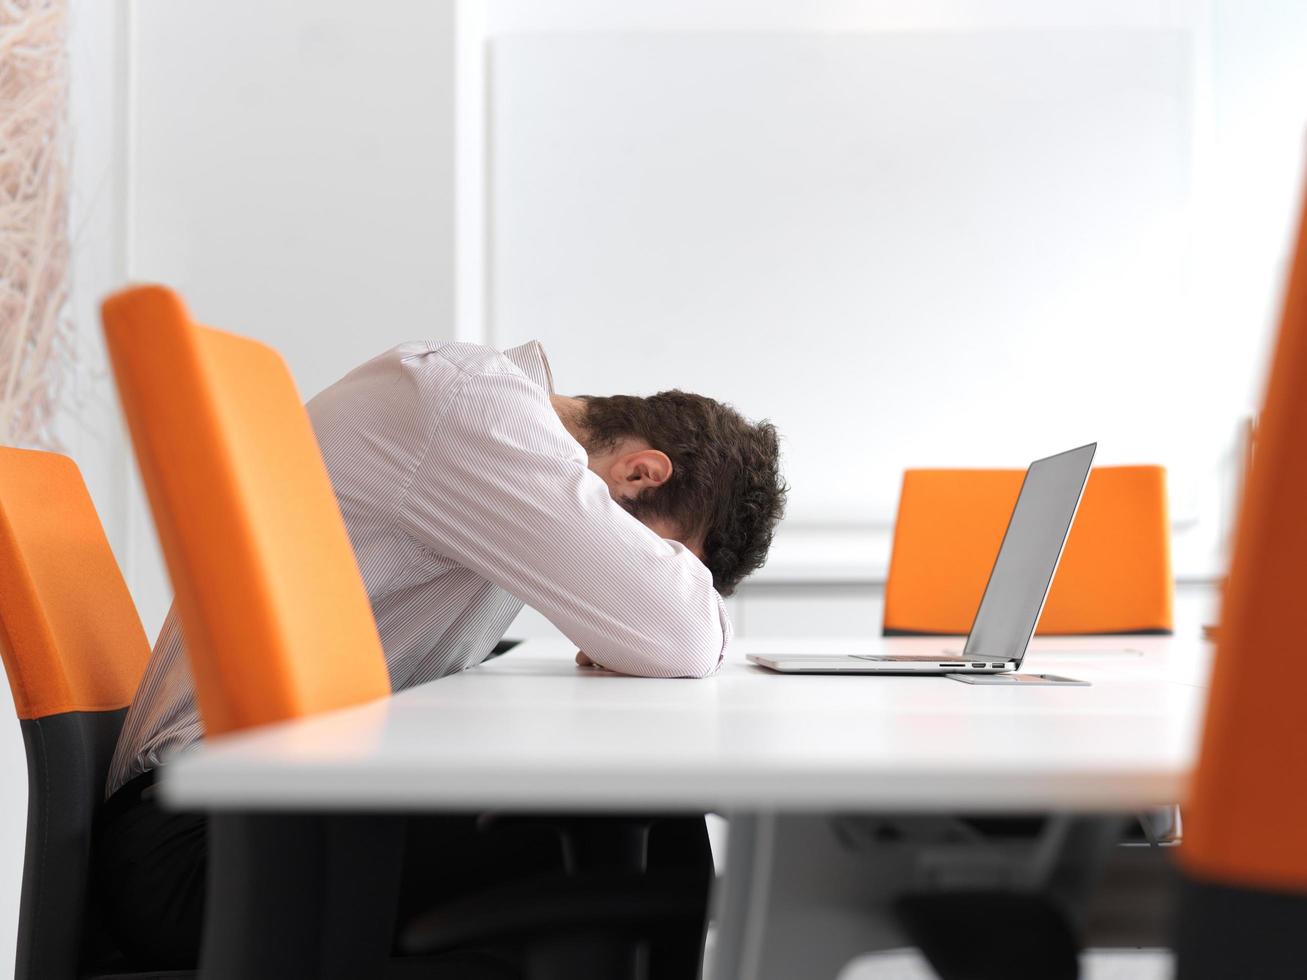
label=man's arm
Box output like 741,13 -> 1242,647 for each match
397,368 -> 728,678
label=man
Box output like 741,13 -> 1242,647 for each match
95,339 -> 786,967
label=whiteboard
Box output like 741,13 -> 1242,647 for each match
489,31 -> 1198,524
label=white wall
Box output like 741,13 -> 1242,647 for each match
474,0 -> 1307,587
130,0 -> 460,400
124,0 -> 466,637
1199,0 -> 1307,419
489,28 -> 1191,520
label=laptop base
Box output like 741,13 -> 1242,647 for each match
946,672 -> 1089,686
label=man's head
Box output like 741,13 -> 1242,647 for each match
558,390 -> 786,596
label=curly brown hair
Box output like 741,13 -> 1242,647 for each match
578,390 -> 786,596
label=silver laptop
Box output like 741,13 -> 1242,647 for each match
748,443 -> 1096,674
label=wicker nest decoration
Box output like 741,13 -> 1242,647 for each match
0,0 -> 73,449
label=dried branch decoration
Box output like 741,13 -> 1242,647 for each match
0,0 -> 73,449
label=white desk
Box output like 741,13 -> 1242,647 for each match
162,634 -> 1211,979
163,635 -> 1210,814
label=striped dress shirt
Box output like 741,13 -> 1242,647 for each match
106,340 -> 730,797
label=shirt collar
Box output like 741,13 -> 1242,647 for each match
502,340 -> 556,395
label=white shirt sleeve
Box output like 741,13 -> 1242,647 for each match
397,367 -> 729,678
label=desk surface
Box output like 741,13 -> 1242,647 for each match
161,635 -> 1211,814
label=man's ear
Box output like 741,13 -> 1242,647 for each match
610,449 -> 673,496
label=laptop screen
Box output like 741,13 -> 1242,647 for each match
962,443 -> 1096,664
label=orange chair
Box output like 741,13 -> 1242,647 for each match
100,285 -> 390,735
884,465 -> 1173,635
1175,179 -> 1307,976
0,448 -> 160,979
102,285 -> 403,976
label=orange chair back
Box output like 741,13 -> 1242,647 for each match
884,465 -> 1172,635
0,448 -> 150,719
0,448 -> 152,980
101,285 -> 390,736
1182,181 -> 1307,891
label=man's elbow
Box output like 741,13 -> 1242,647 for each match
650,622 -> 725,678
681,639 -> 724,678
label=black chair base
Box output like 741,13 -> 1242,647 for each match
403,870 -> 709,980
1175,872 -> 1307,980
895,891 -> 1080,980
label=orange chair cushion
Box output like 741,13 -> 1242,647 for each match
884,465 -> 1172,635
0,448 -> 151,719
101,285 -> 390,736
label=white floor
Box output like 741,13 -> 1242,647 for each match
840,949 -> 1173,979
